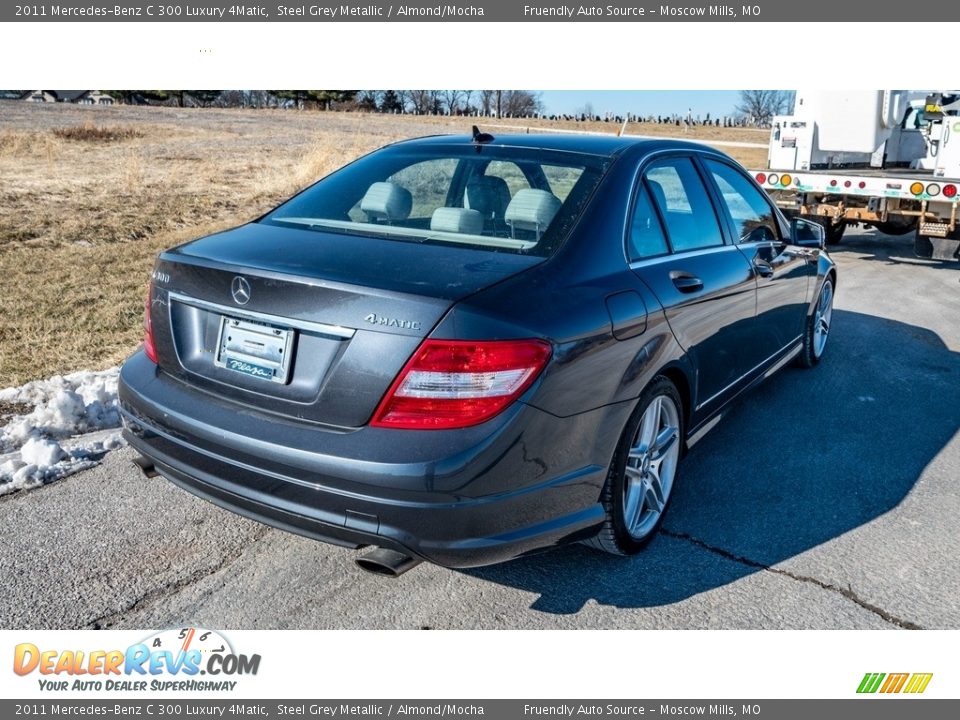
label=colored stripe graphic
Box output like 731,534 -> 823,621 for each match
857,672 -> 932,694
880,673 -> 909,693
857,673 -> 885,693
904,673 -> 934,694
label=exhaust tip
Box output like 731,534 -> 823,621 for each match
355,548 -> 421,578
132,455 -> 159,478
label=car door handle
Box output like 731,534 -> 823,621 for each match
669,271 -> 704,293
753,260 -> 774,278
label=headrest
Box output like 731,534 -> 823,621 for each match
430,207 -> 484,235
465,176 -> 512,218
360,182 -> 412,222
504,189 -> 562,234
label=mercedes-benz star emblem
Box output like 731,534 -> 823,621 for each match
231,276 -> 251,305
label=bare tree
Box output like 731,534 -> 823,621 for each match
735,90 -> 791,125
440,89 -> 472,115
477,90 -> 497,116
401,90 -> 442,115
500,90 -> 542,118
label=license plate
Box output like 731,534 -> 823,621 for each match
215,316 -> 294,384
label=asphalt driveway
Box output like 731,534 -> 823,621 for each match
2,227 -> 958,630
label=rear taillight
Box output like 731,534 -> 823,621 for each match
944,184 -> 957,198
144,282 -> 158,364
371,339 -> 552,430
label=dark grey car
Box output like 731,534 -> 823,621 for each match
119,132 -> 835,574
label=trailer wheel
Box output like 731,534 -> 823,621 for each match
874,219 -> 917,236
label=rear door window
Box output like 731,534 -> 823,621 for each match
628,186 -> 670,260
645,158 -> 725,252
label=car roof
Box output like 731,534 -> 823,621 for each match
394,132 -> 723,159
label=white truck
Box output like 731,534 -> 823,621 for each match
752,90 -> 960,261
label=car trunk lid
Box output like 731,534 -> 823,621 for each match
147,222 -> 542,428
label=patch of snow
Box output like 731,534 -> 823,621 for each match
19,437 -> 66,468
0,368 -> 126,496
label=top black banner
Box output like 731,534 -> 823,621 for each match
3,0 -> 948,22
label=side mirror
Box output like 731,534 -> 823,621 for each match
791,218 -> 825,249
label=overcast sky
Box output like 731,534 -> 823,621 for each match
539,90 -> 755,118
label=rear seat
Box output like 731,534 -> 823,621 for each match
465,176 -> 512,224
360,181 -> 412,224
431,207 -> 484,235
504,188 -> 562,241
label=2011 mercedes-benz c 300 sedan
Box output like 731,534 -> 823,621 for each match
119,131 -> 835,575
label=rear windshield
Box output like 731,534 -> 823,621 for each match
260,142 -> 609,256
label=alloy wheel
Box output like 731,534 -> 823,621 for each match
623,394 -> 681,540
813,280 -> 834,358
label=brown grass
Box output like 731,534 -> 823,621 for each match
0,104 -> 766,387
52,121 -> 144,142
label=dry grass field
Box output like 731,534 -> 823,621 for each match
0,103 -> 767,387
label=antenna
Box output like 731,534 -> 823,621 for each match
472,125 -> 495,144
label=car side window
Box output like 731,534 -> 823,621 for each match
704,159 -> 780,244
645,158 -> 725,252
628,185 -> 669,260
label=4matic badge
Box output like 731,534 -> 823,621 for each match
364,313 -> 421,331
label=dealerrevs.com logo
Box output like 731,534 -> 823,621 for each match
857,672 -> 933,694
13,627 -> 261,692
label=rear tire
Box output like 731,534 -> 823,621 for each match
797,277 -> 834,368
585,376 -> 684,556
873,219 -> 916,236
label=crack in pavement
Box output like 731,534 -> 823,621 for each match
84,525 -> 273,630
661,528 -> 924,630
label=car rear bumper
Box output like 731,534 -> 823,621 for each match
118,351 -> 627,567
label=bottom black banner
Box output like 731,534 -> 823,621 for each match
4,700 -> 957,719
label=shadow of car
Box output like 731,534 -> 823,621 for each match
463,309 -> 960,614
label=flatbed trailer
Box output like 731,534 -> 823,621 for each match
749,166 -> 960,260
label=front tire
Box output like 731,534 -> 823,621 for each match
586,376 -> 684,556
797,277 -> 834,368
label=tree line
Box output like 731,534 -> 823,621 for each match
101,89 -> 794,125
103,90 -> 544,117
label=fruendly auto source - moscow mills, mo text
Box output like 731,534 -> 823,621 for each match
523,5 -> 747,17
